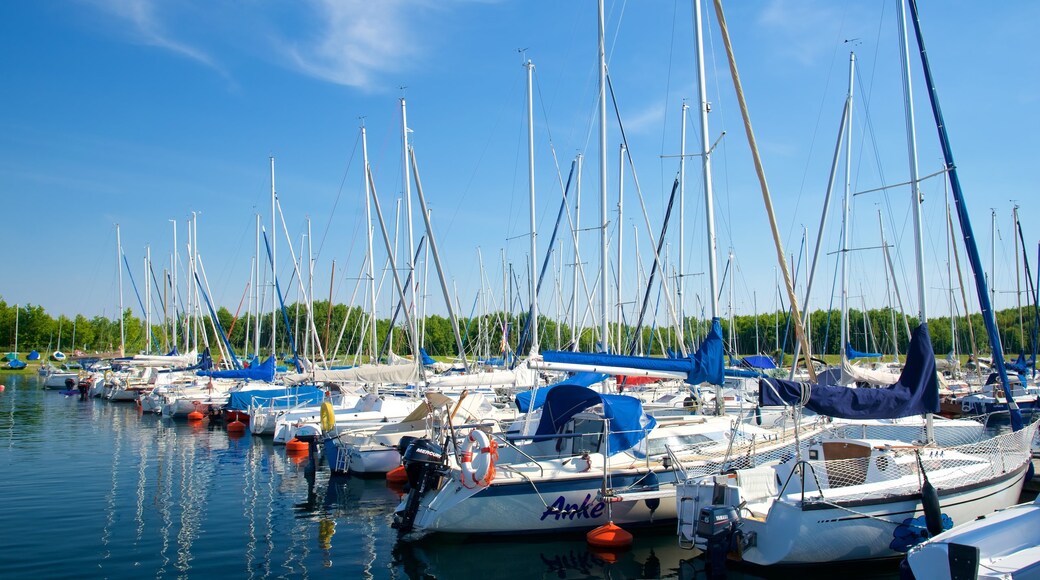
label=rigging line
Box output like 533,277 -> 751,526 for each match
657,0 -> 680,165
851,167 -> 949,197
315,130 -> 360,260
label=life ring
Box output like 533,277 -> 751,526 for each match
320,401 -> 336,434
459,429 -> 498,488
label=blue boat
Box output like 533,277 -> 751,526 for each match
27,350 -> 40,361
6,359 -> 27,370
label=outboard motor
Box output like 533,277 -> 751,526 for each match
696,505 -> 740,579
392,437 -> 447,535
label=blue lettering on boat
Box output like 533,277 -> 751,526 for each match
539,494 -> 607,521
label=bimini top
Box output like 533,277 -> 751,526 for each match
513,372 -> 608,413
760,323 -> 939,420
533,384 -> 657,455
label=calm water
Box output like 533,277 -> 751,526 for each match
0,372 -> 906,579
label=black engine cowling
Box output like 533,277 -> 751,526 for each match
392,437 -> 448,535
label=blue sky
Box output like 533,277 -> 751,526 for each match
1,0 -> 1037,336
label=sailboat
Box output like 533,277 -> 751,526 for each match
675,0 -> 1036,568
6,305 -> 27,370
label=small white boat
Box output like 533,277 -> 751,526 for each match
905,494 -> 1040,579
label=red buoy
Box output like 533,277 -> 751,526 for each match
187,410 -> 205,421
286,438 -> 309,454
386,465 -> 408,484
587,521 -> 633,549
0,385 -> 6,392
227,420 -> 246,434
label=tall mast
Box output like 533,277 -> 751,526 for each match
899,0 -> 926,325
270,157 -> 277,357
117,224 -> 125,357
571,154 -> 582,352
694,0 -> 720,326
839,52 -> 855,368
400,98 -> 418,357
307,216 -> 315,362
711,0 -> 814,379
616,145 -> 625,351
145,246 -> 152,353
1014,205 -> 1023,345
525,59 -> 539,355
991,210 -> 997,322
170,219 -> 177,353
361,127 -> 377,362
253,213 -> 261,358
597,0 -> 609,353
678,100 -> 688,340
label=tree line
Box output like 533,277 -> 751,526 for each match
1,297 -> 1036,363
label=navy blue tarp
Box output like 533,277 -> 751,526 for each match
514,372 -> 609,413
541,318 -> 725,386
27,350 -> 40,361
760,323 -> 940,419
532,385 -> 657,455
198,355 -> 275,382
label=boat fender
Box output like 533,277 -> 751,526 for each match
459,429 -> 498,488
917,453 -> 944,537
320,401 -> 336,434
961,400 -> 971,414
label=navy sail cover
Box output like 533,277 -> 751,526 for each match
540,317 -> 724,386
760,323 -> 939,419
533,385 -> 657,454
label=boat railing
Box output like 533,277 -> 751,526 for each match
490,432 -> 544,479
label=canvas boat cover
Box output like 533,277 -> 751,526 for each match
759,323 -> 939,420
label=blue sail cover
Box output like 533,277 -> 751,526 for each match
1006,354 -> 1035,374
541,318 -> 725,386
533,385 -> 657,455
741,355 -> 778,370
846,342 -> 882,359
225,385 -> 324,412
419,348 -> 437,366
27,350 -> 40,361
514,372 -> 608,413
760,323 -> 939,419
198,355 -> 275,382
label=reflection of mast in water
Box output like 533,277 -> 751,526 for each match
99,398 -> 123,561
243,436 -> 275,578
155,419 -> 175,577
174,422 -> 219,574
134,412 -> 151,541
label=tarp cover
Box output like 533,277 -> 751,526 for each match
198,354 -> 274,382
533,385 -> 657,455
225,385 -> 325,411
741,355 -> 778,370
427,362 -> 537,391
760,323 -> 940,419
131,350 -> 199,368
282,361 -> 420,386
514,372 -> 608,413
540,318 -> 725,386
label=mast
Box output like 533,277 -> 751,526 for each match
270,157 -> 277,358
616,145 -> 625,351
361,128 -> 377,362
400,98 -> 419,359
571,154 -> 582,351
117,224 -> 125,357
410,148 -> 470,371
253,213 -> 261,358
899,0 -> 927,326
1014,205 -> 1024,346
597,0 -> 609,353
170,219 -> 178,353
839,52 -> 855,372
678,100 -> 688,342
694,0 -> 719,327
525,59 -> 539,355
906,0 -> 1022,431
711,0 -> 815,380
145,246 -> 152,353
879,210 -> 898,362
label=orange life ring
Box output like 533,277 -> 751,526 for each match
459,429 -> 498,488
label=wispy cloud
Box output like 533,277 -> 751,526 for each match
83,0 -> 228,78
621,101 -> 666,135
279,0 -> 416,91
